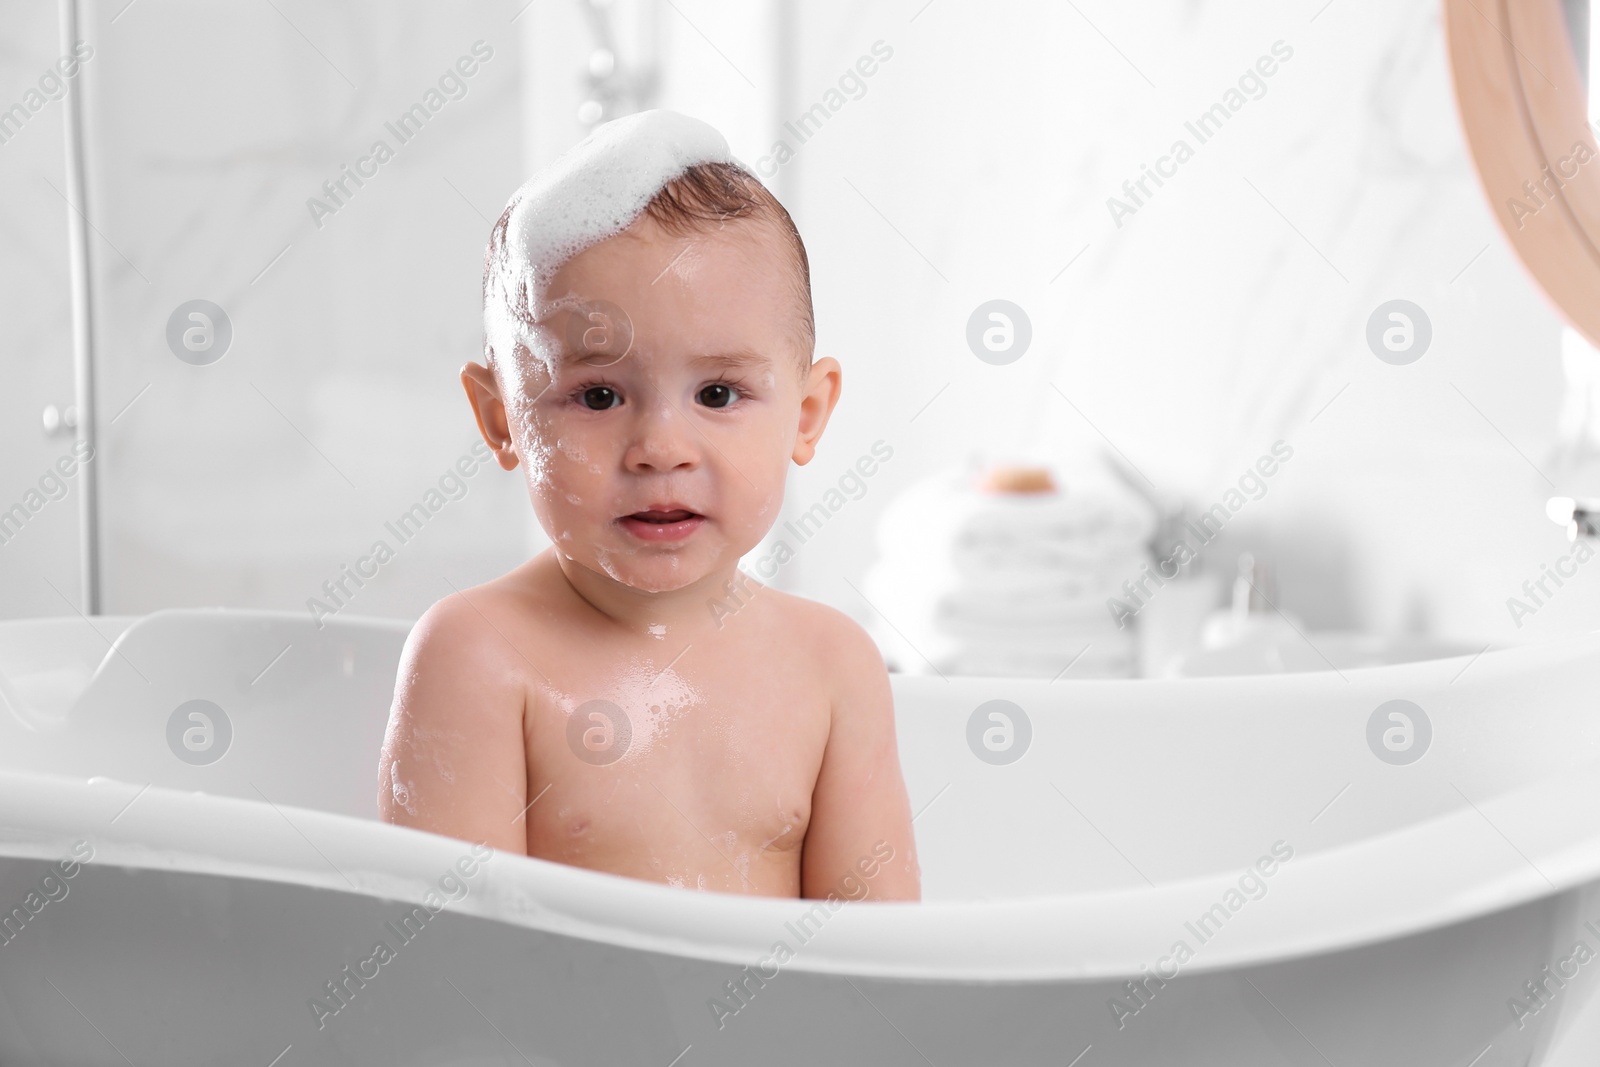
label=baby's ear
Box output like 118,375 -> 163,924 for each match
793,356 -> 841,466
461,362 -> 520,471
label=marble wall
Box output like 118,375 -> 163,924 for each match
2,0 -> 536,622
725,0 -> 1586,651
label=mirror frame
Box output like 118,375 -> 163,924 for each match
1445,0 -> 1600,348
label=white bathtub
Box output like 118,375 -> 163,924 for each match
3,608 -> 1600,1065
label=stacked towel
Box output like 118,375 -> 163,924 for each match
862,465 -> 1156,678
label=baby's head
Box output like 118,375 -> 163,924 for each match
463,111 -> 840,595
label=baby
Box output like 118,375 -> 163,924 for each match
377,110 -> 920,901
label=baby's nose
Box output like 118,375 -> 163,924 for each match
623,392 -> 701,472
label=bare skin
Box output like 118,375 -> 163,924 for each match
377,210 -> 920,901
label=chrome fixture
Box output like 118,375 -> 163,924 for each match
575,0 -> 661,129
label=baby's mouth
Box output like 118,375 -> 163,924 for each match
617,507 -> 705,543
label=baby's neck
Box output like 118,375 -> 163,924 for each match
548,550 -> 754,639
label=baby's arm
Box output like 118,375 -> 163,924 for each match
802,615 -> 921,902
377,594 -> 529,853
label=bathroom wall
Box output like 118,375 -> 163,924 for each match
1,0 -> 538,624
735,0 -> 1587,650
2,0 -> 1592,656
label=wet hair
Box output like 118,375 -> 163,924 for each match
481,160 -> 815,377
641,161 -> 815,364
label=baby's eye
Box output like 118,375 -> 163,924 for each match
581,385 -> 620,410
698,383 -> 739,409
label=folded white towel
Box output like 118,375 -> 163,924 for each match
946,542 -> 1151,578
860,463 -> 1154,678
874,625 -> 1137,678
874,468 -> 1157,563
951,645 -> 1136,679
928,615 -> 1131,645
863,564 -> 1130,627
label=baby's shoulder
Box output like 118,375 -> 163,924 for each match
751,587 -> 891,723
403,573 -> 545,678
755,585 -> 885,673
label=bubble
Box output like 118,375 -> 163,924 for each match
166,300 -> 233,366
556,436 -> 589,463
966,300 -> 1032,365
165,699 -> 232,765
594,547 -> 627,584
1366,699 -> 1431,764
386,764 -> 419,815
1365,299 -> 1431,365
966,699 -> 1031,765
483,110 -> 732,380
433,755 -> 455,784
589,661 -> 699,761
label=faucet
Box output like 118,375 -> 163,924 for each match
1547,497 -> 1600,540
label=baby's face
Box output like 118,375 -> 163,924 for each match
502,214 -> 814,593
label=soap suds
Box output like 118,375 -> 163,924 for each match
558,659 -> 699,763
593,546 -> 626,585
484,109 -> 739,393
388,763 -> 418,816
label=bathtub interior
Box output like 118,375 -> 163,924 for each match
2,609 -> 1599,904
0,610 -> 406,825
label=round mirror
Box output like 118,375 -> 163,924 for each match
1446,0 -> 1600,348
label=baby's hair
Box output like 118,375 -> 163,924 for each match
642,162 -> 815,363
482,160 -> 815,377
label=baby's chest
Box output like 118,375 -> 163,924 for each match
525,664 -> 832,849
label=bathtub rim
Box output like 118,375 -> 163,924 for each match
3,746 -> 1598,985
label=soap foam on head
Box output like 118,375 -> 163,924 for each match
483,109 -> 740,389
